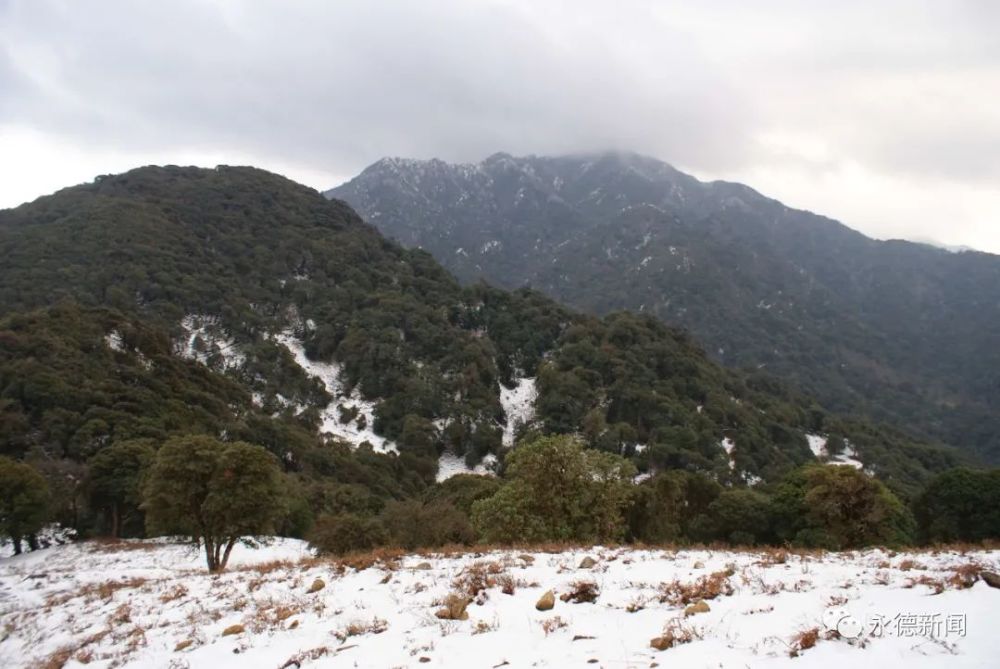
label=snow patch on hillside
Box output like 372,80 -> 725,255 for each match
436,452 -> 498,482
104,330 -> 125,352
721,437 -> 736,470
175,315 -> 245,371
3,540 -> 997,668
806,434 -> 864,469
807,434 -> 828,458
274,331 -> 396,453
833,442 -> 864,469
499,377 -> 537,447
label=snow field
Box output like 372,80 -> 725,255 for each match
1,540 -> 997,668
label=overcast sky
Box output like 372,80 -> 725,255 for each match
1,0 -> 997,252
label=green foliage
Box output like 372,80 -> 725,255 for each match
309,513 -> 387,555
87,439 -> 155,538
0,456 -> 50,554
423,474 -> 500,515
143,435 -> 284,571
471,435 -> 635,544
705,489 -> 774,545
914,468 -> 1000,543
379,499 -> 475,549
628,470 -> 722,544
772,465 -> 915,549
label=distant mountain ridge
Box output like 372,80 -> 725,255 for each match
328,151 -> 1000,463
0,164 -> 961,496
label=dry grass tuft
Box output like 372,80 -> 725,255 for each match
540,616 -> 568,636
789,627 -> 820,657
650,618 -> 702,651
453,560 -> 508,600
335,617 -> 389,642
278,646 -> 331,668
658,570 -> 734,605
159,584 -> 188,604
560,580 -> 600,604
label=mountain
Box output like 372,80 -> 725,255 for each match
0,165 -> 962,499
328,152 -> 1000,464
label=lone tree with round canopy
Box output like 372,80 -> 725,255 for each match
143,435 -> 284,572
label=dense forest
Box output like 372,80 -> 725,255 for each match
330,151 -> 1000,464
0,165 -> 990,559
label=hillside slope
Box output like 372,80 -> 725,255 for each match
0,166 -> 962,493
329,152 -> 1000,463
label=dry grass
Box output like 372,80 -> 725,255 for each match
560,580 -> 600,604
47,577 -> 152,607
650,618 -> 702,651
659,569 -> 734,605
789,627 -> 820,657
278,646 -> 331,668
335,617 -> 389,642
86,539 -> 162,554
452,560 -> 508,599
540,616 -> 568,636
948,563 -> 981,590
158,584 -> 188,604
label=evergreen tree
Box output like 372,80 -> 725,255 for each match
87,439 -> 155,538
143,436 -> 284,572
0,456 -> 50,554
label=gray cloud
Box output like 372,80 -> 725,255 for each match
0,0 -> 997,252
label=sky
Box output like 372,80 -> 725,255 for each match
1,0 -> 997,253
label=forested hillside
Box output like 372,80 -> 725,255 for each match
329,152 -> 1000,463
0,166 -> 968,546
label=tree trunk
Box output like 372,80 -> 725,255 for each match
219,538 -> 237,571
111,503 -> 120,539
203,536 -> 218,572
27,534 -> 39,551
12,536 -> 22,555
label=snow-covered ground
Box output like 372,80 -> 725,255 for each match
273,331 -> 396,453
499,377 -> 536,447
2,540 -> 997,668
435,451 -> 498,482
805,434 -> 864,469
175,315 -> 246,371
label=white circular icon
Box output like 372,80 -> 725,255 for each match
822,607 -> 863,639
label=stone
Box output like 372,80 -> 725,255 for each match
174,639 -> 194,652
536,590 -> 556,611
221,624 -> 245,637
981,571 -> 1000,589
578,556 -> 597,569
306,578 -> 325,593
414,562 -> 433,570
650,636 -> 672,651
684,600 -> 711,616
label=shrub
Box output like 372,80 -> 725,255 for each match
379,499 -> 475,549
914,468 -> 1000,543
471,435 -> 635,544
309,513 -> 387,555
772,465 -> 915,549
705,489 -> 774,545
